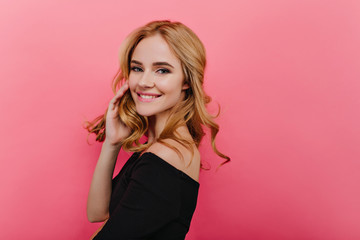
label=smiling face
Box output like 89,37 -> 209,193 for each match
128,34 -> 188,120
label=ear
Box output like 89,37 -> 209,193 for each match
182,82 -> 190,90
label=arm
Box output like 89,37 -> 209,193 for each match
87,140 -> 120,222
87,82 -> 131,222
90,219 -> 108,240
92,156 -> 181,239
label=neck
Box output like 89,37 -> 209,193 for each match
147,114 -> 193,148
146,113 -> 169,143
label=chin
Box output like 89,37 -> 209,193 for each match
135,105 -> 172,118
135,106 -> 157,117
136,111 -> 153,117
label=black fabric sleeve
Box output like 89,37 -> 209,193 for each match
93,157 -> 181,240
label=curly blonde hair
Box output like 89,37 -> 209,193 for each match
85,20 -> 229,167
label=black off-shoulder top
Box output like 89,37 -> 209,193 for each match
93,152 -> 200,240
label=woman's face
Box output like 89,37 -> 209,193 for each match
128,34 -> 188,119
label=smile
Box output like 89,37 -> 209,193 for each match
137,92 -> 162,102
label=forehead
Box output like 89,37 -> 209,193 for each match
131,34 -> 181,66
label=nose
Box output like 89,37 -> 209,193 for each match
138,70 -> 155,88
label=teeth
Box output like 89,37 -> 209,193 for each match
140,94 -> 157,99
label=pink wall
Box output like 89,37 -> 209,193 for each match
1,0 -> 359,239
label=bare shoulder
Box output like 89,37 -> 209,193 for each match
147,138 -> 200,182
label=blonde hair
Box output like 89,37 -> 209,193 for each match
85,20 -> 230,167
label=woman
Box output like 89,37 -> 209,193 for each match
85,20 -> 229,240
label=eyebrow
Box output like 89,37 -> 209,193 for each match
130,60 -> 174,69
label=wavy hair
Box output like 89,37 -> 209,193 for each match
85,20 -> 230,167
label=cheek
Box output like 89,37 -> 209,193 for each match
128,76 -> 137,91
157,76 -> 184,92
127,79 -> 137,100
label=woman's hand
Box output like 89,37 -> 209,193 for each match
105,82 -> 131,146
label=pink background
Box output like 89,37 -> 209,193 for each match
1,0 -> 359,239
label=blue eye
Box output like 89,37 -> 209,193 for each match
156,68 -> 170,74
131,66 -> 143,72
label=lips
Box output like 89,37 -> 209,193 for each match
137,92 -> 162,102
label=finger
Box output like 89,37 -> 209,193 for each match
112,83 -> 129,107
109,82 -> 129,109
112,82 -> 129,103
115,82 -> 129,97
